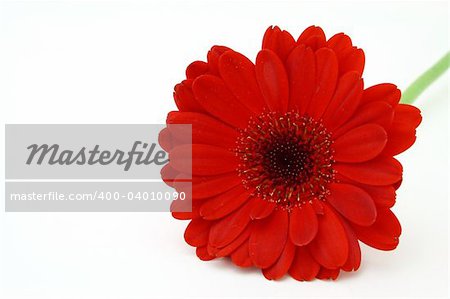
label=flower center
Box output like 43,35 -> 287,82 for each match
236,111 -> 335,209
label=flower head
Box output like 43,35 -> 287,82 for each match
160,26 -> 421,281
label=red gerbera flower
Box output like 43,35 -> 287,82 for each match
160,25 -> 422,281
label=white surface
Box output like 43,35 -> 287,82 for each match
0,1 -> 448,298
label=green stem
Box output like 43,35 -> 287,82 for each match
401,51 -> 450,104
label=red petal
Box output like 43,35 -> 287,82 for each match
192,75 -> 253,128
255,49 -> 289,113
262,240 -> 296,280
297,25 -> 326,50
339,213 -> 362,271
307,48 -> 339,118
289,246 -> 320,281
322,71 -> 363,129
196,246 -> 215,261
170,144 -> 237,176
393,178 -> 402,190
167,111 -> 237,148
250,198 -> 276,220
208,199 -> 253,248
327,32 -> 352,47
173,174 -> 237,201
231,241 -> 252,267
393,104 -> 422,128
286,45 -> 316,114
316,268 -> 340,280
200,185 -> 252,220
335,156 -> 403,186
327,33 -> 352,56
158,127 -> 173,152
170,184 -> 192,211
262,26 -> 296,62
174,81 -> 205,112
187,173 -> 242,199
207,45 -> 231,75
171,200 -> 200,220
339,48 -> 365,77
160,164 -> 179,185
361,83 -> 401,107
249,209 -> 289,268
289,204 -> 318,246
309,204 -> 349,268
312,198 -> 324,215
218,50 -> 265,114
163,122 -> 200,152
328,183 -> 377,226
384,126 -> 417,156
186,61 -> 209,79
362,185 -> 396,208
214,224 -> 252,257
327,33 -> 364,76
333,124 -> 387,163
353,208 -> 401,250
383,104 -> 422,155
184,218 -> 211,247
333,101 -> 394,138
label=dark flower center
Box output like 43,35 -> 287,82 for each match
236,111 -> 335,209
263,138 -> 313,184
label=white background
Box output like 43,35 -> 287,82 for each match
0,1 -> 448,298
